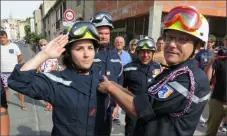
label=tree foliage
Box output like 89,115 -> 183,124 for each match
24,17 -> 44,45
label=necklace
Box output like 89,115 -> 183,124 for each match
148,66 -> 195,118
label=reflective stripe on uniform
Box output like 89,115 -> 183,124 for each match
109,59 -> 123,77
168,81 -> 210,104
43,73 -> 72,86
124,67 -> 138,71
94,58 -> 102,62
110,59 -> 122,64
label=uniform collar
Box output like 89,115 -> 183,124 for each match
97,44 -> 111,52
167,58 -> 197,70
61,64 -> 102,80
61,65 -> 102,95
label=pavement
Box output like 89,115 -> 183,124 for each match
7,43 -> 226,136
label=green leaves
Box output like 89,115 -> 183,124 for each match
24,22 -> 44,45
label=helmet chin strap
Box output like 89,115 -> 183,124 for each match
189,45 -> 197,58
189,40 -> 201,59
72,63 -> 91,74
97,43 -> 111,51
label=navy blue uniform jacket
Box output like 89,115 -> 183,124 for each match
94,48 -> 123,135
8,64 -> 109,136
133,59 -> 210,136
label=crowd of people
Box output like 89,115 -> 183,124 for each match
1,5 -> 227,136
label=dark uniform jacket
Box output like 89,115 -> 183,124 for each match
211,56 -> 227,102
128,52 -> 137,62
123,61 -> 162,136
133,59 -> 210,136
94,46 -> 123,135
1,78 -> 7,109
123,61 -> 162,95
8,64 -> 108,136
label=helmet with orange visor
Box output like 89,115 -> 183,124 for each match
163,6 -> 209,48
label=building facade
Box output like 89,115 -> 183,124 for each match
33,9 -> 42,35
1,19 -> 26,40
18,21 -> 26,40
0,26 -> 3,31
39,1 -> 56,40
40,0 -> 95,41
96,0 -> 226,47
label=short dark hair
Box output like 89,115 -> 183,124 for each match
0,31 -> 7,37
62,43 -> 73,69
157,36 -> 164,41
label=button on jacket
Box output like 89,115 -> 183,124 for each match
133,59 -> 210,136
8,64 -> 108,136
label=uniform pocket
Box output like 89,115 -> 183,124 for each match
9,49 -> 14,54
54,105 -> 78,125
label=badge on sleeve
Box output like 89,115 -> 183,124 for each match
152,69 -> 161,78
158,85 -> 174,99
106,71 -> 111,75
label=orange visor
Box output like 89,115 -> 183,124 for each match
163,6 -> 202,32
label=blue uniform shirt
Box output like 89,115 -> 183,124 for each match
95,49 -> 123,85
118,50 -> 132,66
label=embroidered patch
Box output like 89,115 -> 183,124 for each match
153,69 -> 161,77
158,85 -> 174,99
89,108 -> 96,116
148,78 -> 152,82
106,71 -> 111,75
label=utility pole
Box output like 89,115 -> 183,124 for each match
226,0 -> 227,34
83,0 -> 85,19
9,8 -> 12,19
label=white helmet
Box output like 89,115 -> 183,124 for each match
163,6 -> 209,47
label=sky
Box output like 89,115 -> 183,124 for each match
1,1 -> 43,20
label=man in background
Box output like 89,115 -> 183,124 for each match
0,30 -> 27,110
113,36 -> 132,124
153,37 -> 167,67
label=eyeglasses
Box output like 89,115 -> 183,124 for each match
164,35 -> 193,45
163,6 -> 202,32
69,22 -> 99,41
91,12 -> 113,24
40,44 -> 46,47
